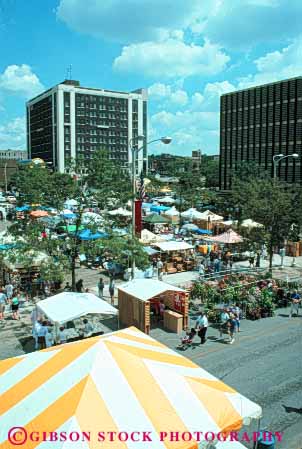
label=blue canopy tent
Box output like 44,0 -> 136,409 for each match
78,229 -> 108,240
194,228 -> 213,235
0,243 -> 16,251
15,205 -> 31,212
150,205 -> 170,213
142,202 -> 154,209
60,212 -> 77,219
143,246 -> 159,256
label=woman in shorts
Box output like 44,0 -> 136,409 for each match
11,293 -> 20,320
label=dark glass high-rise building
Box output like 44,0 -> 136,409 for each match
219,77 -> 302,190
26,80 -> 148,173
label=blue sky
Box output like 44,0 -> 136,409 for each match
1,0 -> 302,155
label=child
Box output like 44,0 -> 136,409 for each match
234,312 -> 240,332
179,328 -> 196,348
227,314 -> 236,344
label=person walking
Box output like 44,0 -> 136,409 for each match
198,262 -> 205,279
289,290 -> 301,318
11,293 -> 20,320
157,258 -> 163,280
109,278 -> 115,305
76,279 -> 84,293
219,308 -> 230,338
214,257 -> 220,273
195,312 -> 208,344
0,289 -> 7,321
227,314 -> 237,344
98,277 -> 105,298
5,282 -> 13,302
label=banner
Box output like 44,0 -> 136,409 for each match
135,199 -> 142,237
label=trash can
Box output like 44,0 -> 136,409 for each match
256,431 -> 275,449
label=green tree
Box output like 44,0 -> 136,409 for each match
232,177 -> 299,269
86,150 -> 132,208
7,151 -> 147,289
11,165 -> 76,208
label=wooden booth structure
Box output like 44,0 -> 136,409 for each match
152,241 -> 195,274
118,279 -> 189,335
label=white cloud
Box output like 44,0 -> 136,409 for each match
0,65 -> 44,98
199,0 -> 302,50
191,92 -> 204,109
57,0 -> 202,44
148,83 -> 172,99
238,36 -> 302,89
149,83 -> 188,106
114,39 -> 229,78
150,109 -> 219,155
0,117 -> 26,150
170,90 -> 188,106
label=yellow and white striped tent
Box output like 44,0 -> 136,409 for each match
0,327 -> 261,449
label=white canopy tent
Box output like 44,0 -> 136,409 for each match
37,292 -> 117,325
198,210 -> 224,221
153,241 -> 194,252
140,229 -> 166,244
157,196 -> 176,204
181,207 -> 198,219
164,206 -> 179,216
81,211 -> 103,225
118,279 -> 185,301
108,207 -> 132,217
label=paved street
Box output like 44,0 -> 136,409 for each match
152,310 -> 302,449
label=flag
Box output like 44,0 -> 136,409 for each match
138,171 -> 146,200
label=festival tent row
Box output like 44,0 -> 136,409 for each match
0,327 -> 261,449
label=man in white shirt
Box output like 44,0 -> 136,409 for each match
195,312 -> 208,344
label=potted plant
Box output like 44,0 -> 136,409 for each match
259,288 -> 275,317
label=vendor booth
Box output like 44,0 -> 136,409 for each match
37,291 -> 118,342
153,241 -> 195,273
118,279 -> 189,334
1,250 -> 51,296
0,327 -> 262,449
194,210 -> 224,233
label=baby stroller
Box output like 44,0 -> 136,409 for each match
178,328 -> 196,350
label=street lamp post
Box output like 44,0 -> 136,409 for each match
130,135 -> 172,279
273,153 -> 299,179
4,162 -> 8,193
272,153 -> 299,269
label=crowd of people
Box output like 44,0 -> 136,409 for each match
180,290 -> 301,350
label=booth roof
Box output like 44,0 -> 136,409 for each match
153,241 -> 194,252
118,279 -> 185,301
0,326 -> 262,448
37,292 -> 117,324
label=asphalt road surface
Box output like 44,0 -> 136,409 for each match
153,310 -> 302,449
